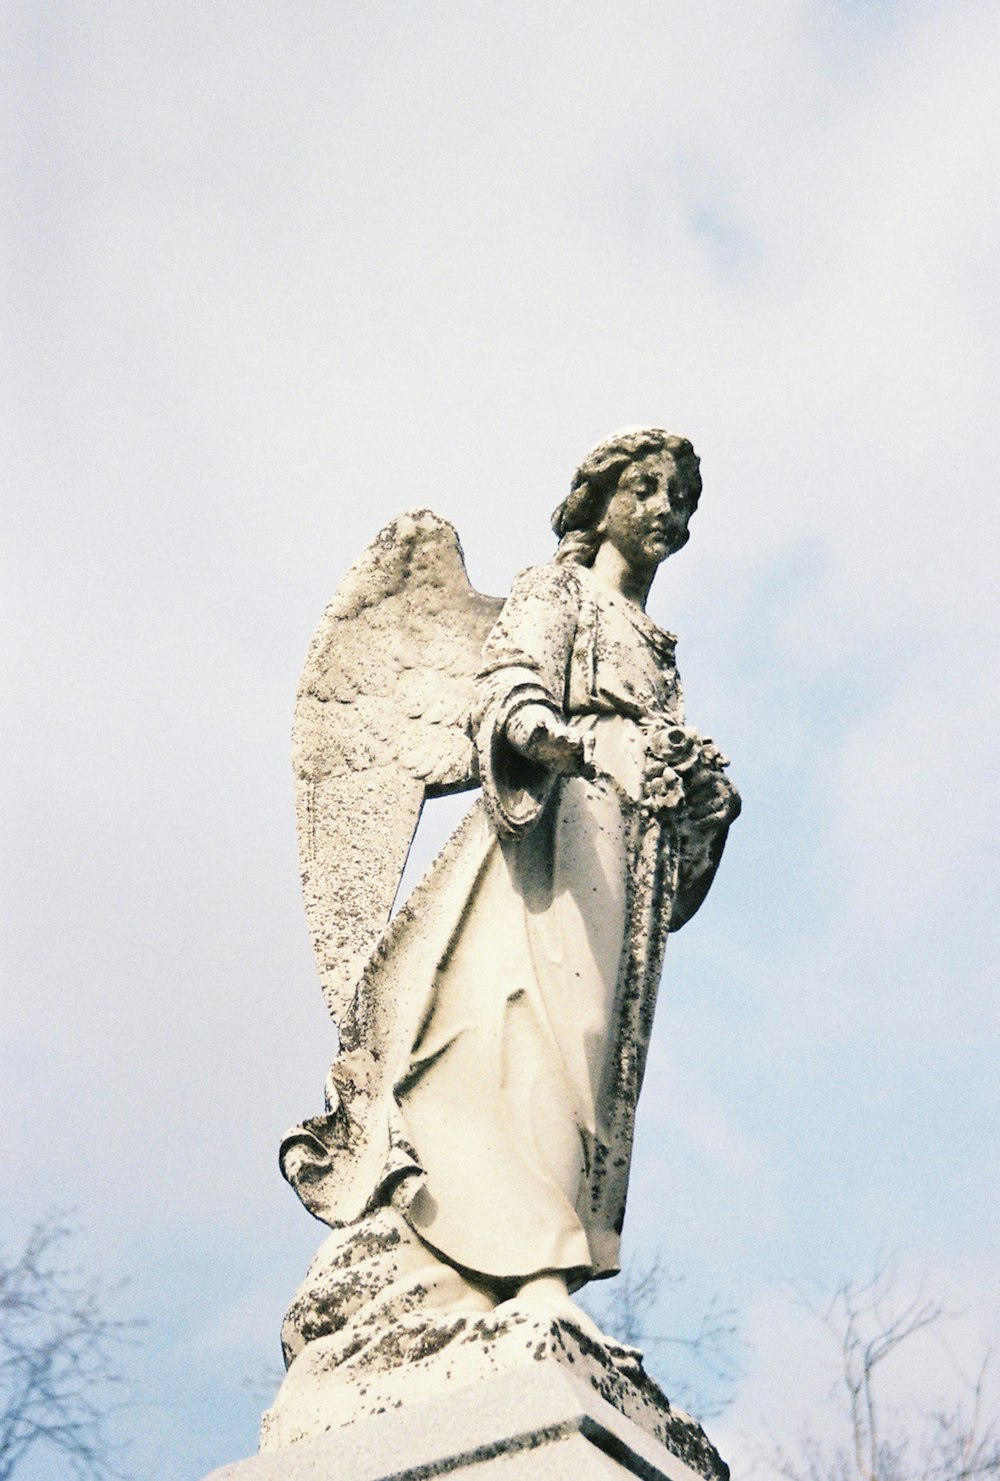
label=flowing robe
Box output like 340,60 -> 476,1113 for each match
282,562 -> 728,1285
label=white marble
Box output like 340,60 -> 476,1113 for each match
266,430 -> 739,1452
206,1349 -> 724,1481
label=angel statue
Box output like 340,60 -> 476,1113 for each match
262,427 -> 740,1452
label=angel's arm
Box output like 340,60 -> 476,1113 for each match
505,704 -> 593,777
473,563 -> 579,718
471,563 -> 587,836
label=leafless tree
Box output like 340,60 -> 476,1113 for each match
767,1259 -> 1000,1481
0,1219 -> 143,1481
579,1252 -> 741,1417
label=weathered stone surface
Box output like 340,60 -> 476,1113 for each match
206,1355 -> 727,1481
263,1304 -> 723,1475
275,1207 -> 493,1375
293,508 -> 503,1026
263,1208 -> 721,1473
260,429 -> 740,1460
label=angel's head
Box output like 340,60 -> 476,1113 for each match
551,428 -> 702,571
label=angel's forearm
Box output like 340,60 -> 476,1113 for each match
505,703 -> 594,779
504,701 -> 564,755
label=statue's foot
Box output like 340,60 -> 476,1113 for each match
493,1274 -> 608,1346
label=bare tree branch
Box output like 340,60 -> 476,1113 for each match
579,1253 -> 741,1417
0,1218 -> 145,1481
763,1261 -> 999,1481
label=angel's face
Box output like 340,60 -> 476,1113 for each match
599,450 -> 699,570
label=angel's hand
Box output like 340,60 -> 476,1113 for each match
506,704 -> 596,779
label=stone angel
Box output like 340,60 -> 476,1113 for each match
265,428 -> 741,1448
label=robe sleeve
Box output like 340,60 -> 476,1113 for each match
471,563 -> 582,839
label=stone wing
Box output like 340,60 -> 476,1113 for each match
293,509 -> 503,1023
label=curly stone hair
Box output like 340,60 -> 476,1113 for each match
550,427 -> 702,567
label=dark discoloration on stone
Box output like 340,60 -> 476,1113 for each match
263,1208 -> 727,1479
267,456 -> 738,1481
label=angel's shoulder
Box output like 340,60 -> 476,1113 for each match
505,560 -> 585,611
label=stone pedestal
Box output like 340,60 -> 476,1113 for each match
202,1317 -> 728,1481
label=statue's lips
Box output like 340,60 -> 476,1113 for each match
646,527 -> 680,549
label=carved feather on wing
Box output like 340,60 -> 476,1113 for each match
293,510 -> 503,1023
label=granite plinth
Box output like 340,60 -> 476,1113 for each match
202,1359 -> 726,1481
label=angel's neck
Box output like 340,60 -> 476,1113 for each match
589,543 -> 655,609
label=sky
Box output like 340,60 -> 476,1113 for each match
2,1 -> 999,1476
